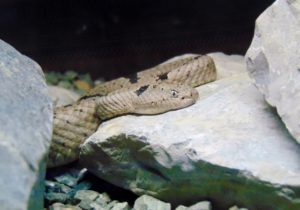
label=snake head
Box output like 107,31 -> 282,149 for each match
132,83 -> 199,114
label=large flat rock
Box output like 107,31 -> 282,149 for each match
80,53 -> 300,210
0,40 -> 53,210
246,0 -> 300,144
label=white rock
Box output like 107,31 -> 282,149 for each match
48,85 -> 80,107
175,205 -> 188,210
133,195 -> 171,210
0,39 -> 53,210
175,201 -> 212,210
74,190 -> 99,201
50,203 -> 82,210
80,53 -> 300,209
245,0 -> 300,144
111,202 -> 130,210
208,52 -> 246,79
187,201 -> 211,210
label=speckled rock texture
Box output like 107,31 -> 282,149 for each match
246,0 -> 300,144
0,39 -> 53,210
80,53 -> 300,210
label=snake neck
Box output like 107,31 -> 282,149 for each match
93,92 -> 134,120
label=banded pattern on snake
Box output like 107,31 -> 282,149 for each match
47,55 -> 217,168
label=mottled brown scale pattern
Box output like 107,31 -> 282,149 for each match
48,55 -> 217,167
48,97 -> 101,167
86,55 -> 216,96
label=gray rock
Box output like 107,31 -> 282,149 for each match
175,205 -> 188,210
89,202 -> 103,210
80,53 -> 300,209
175,201 -> 211,210
78,198 -> 94,210
111,202 -> 130,210
0,40 -> 52,210
74,190 -> 99,201
72,181 -> 92,192
53,168 -> 88,187
209,52 -> 246,79
48,85 -> 80,107
245,0 -> 300,144
45,180 -> 72,194
187,201 -> 211,210
105,200 -> 119,210
95,193 -> 111,205
49,202 -> 82,210
133,195 -> 171,210
45,192 -> 69,203
54,173 -> 79,187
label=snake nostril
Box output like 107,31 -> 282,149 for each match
181,96 -> 185,99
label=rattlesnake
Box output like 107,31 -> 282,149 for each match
47,55 -> 217,168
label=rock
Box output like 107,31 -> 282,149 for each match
175,205 -> 188,210
228,206 -> 248,210
49,202 -> 82,210
89,202 -> 103,210
111,202 -> 130,210
174,201 -> 211,210
0,40 -> 53,210
74,190 -> 99,201
72,181 -> 92,192
133,195 -> 171,210
48,85 -> 80,107
105,200 -> 119,209
45,181 -> 72,194
74,190 -> 100,210
45,192 -> 69,204
80,53 -> 300,209
245,0 -> 300,144
78,199 -> 94,210
53,168 -> 88,187
209,52 -> 246,79
187,201 -> 212,210
95,193 -> 111,205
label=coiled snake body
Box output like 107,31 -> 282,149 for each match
48,55 -> 217,168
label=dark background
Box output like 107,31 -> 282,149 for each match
0,0 -> 274,79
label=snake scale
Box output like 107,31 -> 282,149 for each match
47,55 -> 217,168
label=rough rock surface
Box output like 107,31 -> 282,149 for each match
245,0 -> 300,144
80,53 -> 300,210
133,195 -> 171,210
175,201 -> 212,210
48,85 -> 80,107
0,40 -> 53,210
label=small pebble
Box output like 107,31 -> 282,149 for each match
74,190 -> 99,201
95,192 -> 111,205
105,200 -> 119,209
111,202 -> 130,210
78,198 -> 94,210
45,192 -> 69,204
49,202 -> 82,210
54,173 -> 78,187
89,202 -> 104,210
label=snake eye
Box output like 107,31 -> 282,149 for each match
171,89 -> 178,98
